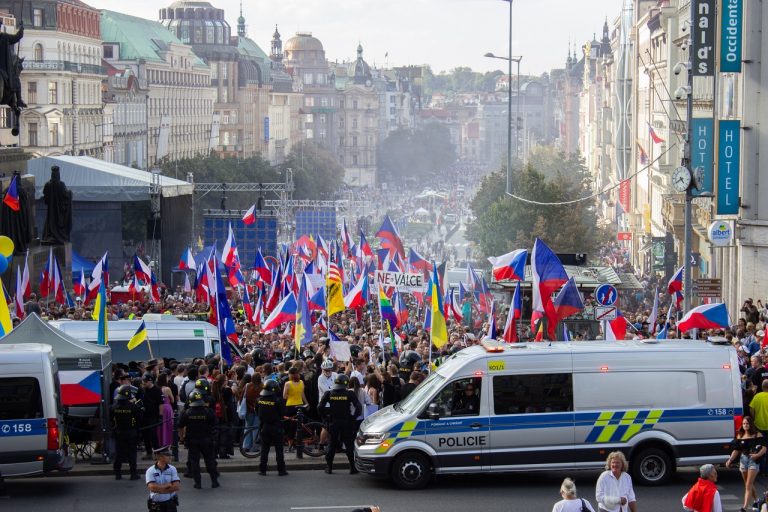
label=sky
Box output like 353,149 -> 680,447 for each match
92,0 -> 623,76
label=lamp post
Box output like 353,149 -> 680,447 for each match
485,52 -> 522,193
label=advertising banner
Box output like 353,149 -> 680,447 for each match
716,120 -> 741,216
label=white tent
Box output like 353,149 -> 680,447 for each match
26,156 -> 193,202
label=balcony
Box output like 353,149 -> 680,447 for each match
24,60 -> 105,75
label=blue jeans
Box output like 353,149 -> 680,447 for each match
242,412 -> 260,451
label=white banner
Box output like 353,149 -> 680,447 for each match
156,115 -> 172,161
329,340 -> 351,362
374,270 -> 424,293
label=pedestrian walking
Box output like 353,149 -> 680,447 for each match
177,390 -> 219,489
111,384 -> 142,480
725,416 -> 766,511
257,379 -> 288,476
146,446 -> 181,512
682,464 -> 722,512
552,477 -> 596,512
595,451 -> 636,512
318,374 -> 362,474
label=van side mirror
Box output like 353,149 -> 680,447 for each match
426,402 -> 440,420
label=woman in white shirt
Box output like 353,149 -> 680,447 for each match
552,477 -> 596,512
595,451 -> 637,512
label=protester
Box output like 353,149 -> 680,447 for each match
682,464 -> 722,512
595,451 -> 636,512
553,477 -> 596,512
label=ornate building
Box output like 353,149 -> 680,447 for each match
159,1 -> 271,159
337,44 -> 378,186
101,9 -> 214,167
282,31 -> 339,149
102,67 -> 149,169
1,0 -> 106,158
266,25 -> 301,164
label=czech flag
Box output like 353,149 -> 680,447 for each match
530,238 -> 567,340
60,370 -> 101,405
253,247 -> 272,284
14,265 -> 24,320
487,249 -> 527,282
667,265 -> 684,309
73,268 -> 85,297
133,255 -> 152,284
503,281 -> 522,343
344,271 -> 369,309
221,223 -> 238,268
86,252 -> 108,305
648,122 -> 665,144
394,289 -> 409,327
359,230 -> 373,260
677,303 -> 731,333
262,292 -> 298,332
178,247 -> 196,271
606,310 -> 628,341
376,214 -> 405,259
553,277 -> 584,321
21,252 -> 30,300
242,286 -> 255,324
242,204 -> 257,225
39,247 -> 52,298
3,174 -> 20,211
341,219 -> 354,257
408,248 -> 433,274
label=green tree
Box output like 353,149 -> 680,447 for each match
280,140 -> 345,200
468,146 -> 609,259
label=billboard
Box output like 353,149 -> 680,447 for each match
295,209 -> 337,241
720,0 -> 743,73
203,214 -> 278,261
691,118 -> 714,197
692,0 -> 716,76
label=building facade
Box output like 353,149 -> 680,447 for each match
3,0 -> 106,158
101,9 -> 214,168
267,25 -> 301,165
158,1 -> 271,160
103,68 -> 149,168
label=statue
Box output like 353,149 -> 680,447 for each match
42,166 -> 72,245
0,21 -> 24,136
0,171 -> 32,253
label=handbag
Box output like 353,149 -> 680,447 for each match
237,384 -> 248,420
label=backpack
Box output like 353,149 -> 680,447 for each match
180,380 -> 194,403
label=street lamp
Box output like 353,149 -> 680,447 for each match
484,52 -> 523,191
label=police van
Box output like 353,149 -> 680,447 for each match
0,344 -> 70,478
355,339 -> 741,489
49,320 -> 242,364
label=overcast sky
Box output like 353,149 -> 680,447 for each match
92,0 -> 622,76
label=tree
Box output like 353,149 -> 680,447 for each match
281,141 -> 345,200
468,146 -> 609,259
377,124 -> 456,184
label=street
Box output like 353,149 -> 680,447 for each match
2,467 -> 754,512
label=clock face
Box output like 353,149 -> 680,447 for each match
672,167 -> 691,192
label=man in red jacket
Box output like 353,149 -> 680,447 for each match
681,464 -> 721,512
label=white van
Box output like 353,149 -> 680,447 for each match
49,320 -> 242,364
0,344 -> 70,477
355,339 -> 741,489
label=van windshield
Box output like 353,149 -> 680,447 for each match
396,372 -> 445,415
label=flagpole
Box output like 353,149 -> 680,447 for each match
146,337 -> 155,360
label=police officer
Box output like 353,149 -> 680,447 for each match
181,378 -> 212,478
318,374 -> 362,474
177,390 -> 219,489
146,446 -> 180,512
111,384 -> 142,480
256,379 -> 288,476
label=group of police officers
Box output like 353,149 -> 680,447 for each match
110,364 -> 365,507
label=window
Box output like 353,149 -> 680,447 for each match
352,135 -> 357,147
352,100 -> 358,110
0,107 -> 7,128
304,96 -> 314,107
428,377 -> 482,417
0,377 -> 43,420
352,117 -> 358,129
34,43 -> 43,62
27,82 -> 38,105
320,97 -> 328,107
352,154 -> 358,165
210,65 -> 218,80
492,374 -> 572,415
28,122 -> 38,146
303,73 -> 313,85
103,45 -> 113,59
221,65 -> 228,80
48,81 -> 57,104
33,8 -> 43,27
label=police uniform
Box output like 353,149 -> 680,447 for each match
177,392 -> 219,489
146,447 -> 180,512
318,374 -> 362,474
111,385 -> 143,480
257,381 -> 288,476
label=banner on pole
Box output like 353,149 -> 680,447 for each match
720,0 -> 743,73
618,179 -> 631,214
716,120 -> 741,215
691,118 -> 714,197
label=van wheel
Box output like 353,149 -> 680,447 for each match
631,447 -> 672,486
391,452 -> 431,490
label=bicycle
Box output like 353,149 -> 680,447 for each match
239,405 -> 326,459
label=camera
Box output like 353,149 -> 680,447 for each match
673,62 -> 686,76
